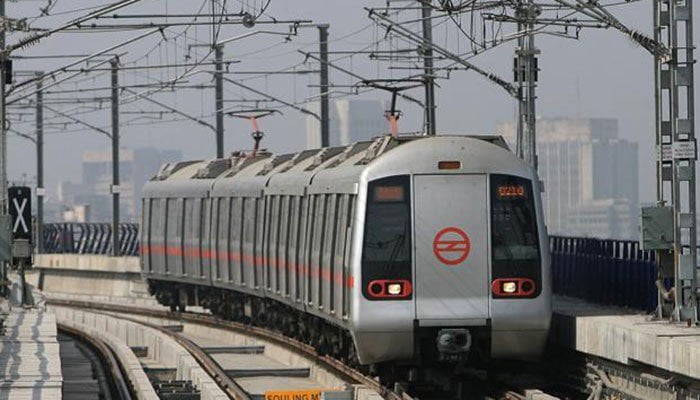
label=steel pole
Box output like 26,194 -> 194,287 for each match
421,4 -> 436,135
35,73 -> 43,253
0,0 -> 6,211
110,59 -> 120,257
214,44 -> 224,158
653,0 -> 698,322
319,25 -> 330,147
0,0 -> 7,297
515,1 -> 539,169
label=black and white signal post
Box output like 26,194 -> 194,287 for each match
9,186 -> 31,254
8,186 -> 31,305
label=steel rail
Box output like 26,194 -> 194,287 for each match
105,312 -> 251,399
57,322 -> 134,400
56,302 -> 251,399
48,298 -> 408,400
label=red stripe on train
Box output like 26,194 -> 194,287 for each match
144,244 -> 355,288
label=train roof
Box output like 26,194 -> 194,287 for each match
142,134 -> 528,199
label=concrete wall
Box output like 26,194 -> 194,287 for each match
35,254 -> 140,273
31,254 -> 151,302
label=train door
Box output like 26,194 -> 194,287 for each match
413,174 -> 489,322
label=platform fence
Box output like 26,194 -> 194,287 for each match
39,224 -> 657,310
550,236 -> 658,312
41,223 -> 140,256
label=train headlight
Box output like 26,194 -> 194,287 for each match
492,278 -> 536,297
366,280 -> 412,299
387,283 -> 403,296
502,281 -> 517,294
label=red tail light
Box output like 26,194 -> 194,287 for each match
492,278 -> 536,298
367,279 -> 413,299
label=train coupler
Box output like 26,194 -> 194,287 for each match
436,328 -> 472,362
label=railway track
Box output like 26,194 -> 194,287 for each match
58,324 -> 133,400
53,295 -> 700,400
50,298 -> 393,400
47,297 -> 565,400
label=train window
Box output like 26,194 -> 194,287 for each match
324,195 -> 339,312
305,195 -> 318,304
332,194 -> 347,314
243,198 -> 255,244
490,174 -> 541,296
163,199 -> 171,274
192,199 -> 203,276
182,198 -> 192,276
184,199 -> 196,247
361,175 -> 412,300
268,196 -> 280,291
218,198 -> 231,281
178,199 -> 187,275
313,195 -> 327,307
298,196 -> 309,303
344,195 -> 356,316
142,199 -> 151,272
240,198 -> 250,285
279,196 -> 291,295
167,199 -> 181,242
255,198 -> 265,288
165,199 -> 181,275
285,196 -> 298,297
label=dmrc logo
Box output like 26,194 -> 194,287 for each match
432,227 -> 471,266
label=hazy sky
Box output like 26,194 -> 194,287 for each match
4,0 -> 689,205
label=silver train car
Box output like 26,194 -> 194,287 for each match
141,135 -> 551,367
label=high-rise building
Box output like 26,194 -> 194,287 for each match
64,147 -> 182,222
306,99 -> 387,148
498,118 -> 639,240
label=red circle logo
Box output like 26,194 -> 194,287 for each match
432,227 -> 471,266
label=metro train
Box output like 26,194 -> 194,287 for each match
140,135 -> 551,369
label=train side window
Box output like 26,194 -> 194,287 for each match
315,195 -> 328,308
325,194 -> 340,313
181,198 -> 190,275
212,198 -> 222,280
266,196 -> 280,291
331,194 -> 346,314
230,197 -> 242,283
200,198 -> 210,278
242,198 -> 253,244
176,199 -> 184,273
142,198 -> 151,272
297,196 -> 309,303
192,199 -> 202,277
160,198 -> 167,245
278,196 -> 290,294
343,195 -> 356,316
333,195 -> 347,316
287,196 -> 299,298
242,198 -> 256,285
163,198 -> 170,274
166,198 -> 182,275
305,195 -> 317,304
254,198 -> 264,288
218,197 -> 231,282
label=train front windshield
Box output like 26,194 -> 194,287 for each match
361,175 -> 413,300
490,174 -> 542,297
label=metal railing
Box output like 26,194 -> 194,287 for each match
42,223 -> 139,256
39,224 -> 659,310
550,236 -> 658,312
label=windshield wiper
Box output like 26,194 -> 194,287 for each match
382,222 -> 408,275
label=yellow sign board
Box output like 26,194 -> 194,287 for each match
264,390 -> 322,400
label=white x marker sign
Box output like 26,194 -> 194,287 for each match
13,198 -> 28,233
